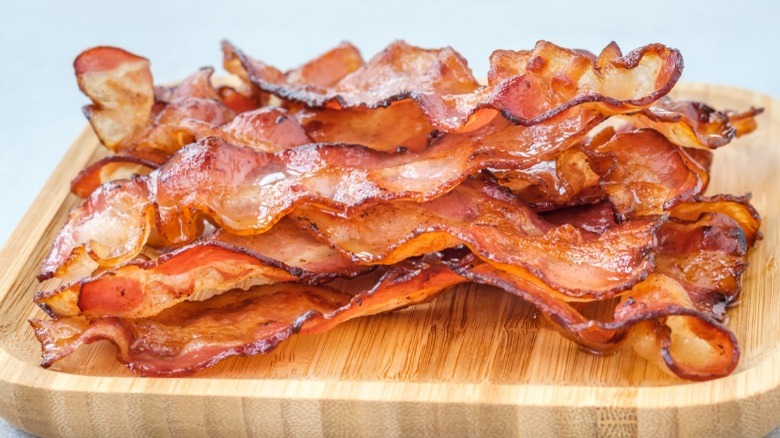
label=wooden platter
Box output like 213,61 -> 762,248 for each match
0,84 -> 777,437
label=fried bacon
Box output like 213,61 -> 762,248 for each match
627,99 -> 764,149
32,256 -> 466,377
72,42 -> 754,197
38,177 -> 658,321
40,109 -> 603,279
75,47 -> 268,171
32,208 -> 749,380
35,40 -> 764,382
70,156 -> 159,198
293,178 -> 660,298
545,198 -> 759,319
75,47 -> 154,151
35,219 -> 364,319
31,192 -> 757,379
586,129 -> 709,218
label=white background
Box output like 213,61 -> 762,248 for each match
0,1 -> 778,436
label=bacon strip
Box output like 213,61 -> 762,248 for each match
74,47 -> 262,166
31,284 -> 353,377
179,107 -> 313,152
40,108 -> 603,279
75,47 -> 154,151
656,213 -> 749,319
229,40 -> 683,131
293,179 -> 660,298
71,107 -> 313,197
450,242 -> 741,381
35,219 -> 364,319
627,99 -> 765,149
669,194 -> 762,245
31,256 -> 466,377
545,198 -> 759,319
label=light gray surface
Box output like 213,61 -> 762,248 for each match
1,1 -> 778,436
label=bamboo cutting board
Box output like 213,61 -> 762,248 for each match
0,84 -> 777,437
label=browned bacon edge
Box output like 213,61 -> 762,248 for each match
226,40 -> 683,131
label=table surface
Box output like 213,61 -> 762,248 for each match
1,0 -> 778,436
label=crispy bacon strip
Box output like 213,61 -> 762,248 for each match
223,41 -> 364,91
545,198 -> 759,319
31,256 -> 466,377
31,284 -> 353,376
619,277 -> 739,381
489,127 -> 711,214
41,178 -> 156,282
40,108 -> 603,279
75,47 -> 154,150
292,100 -> 436,152
627,99 -> 765,149
451,258 -> 738,380
293,179 -> 660,298
36,219 -> 364,319
491,148 -> 602,211
75,47 -> 264,165
656,213 -> 749,319
669,194 -> 762,245
229,40 -> 682,132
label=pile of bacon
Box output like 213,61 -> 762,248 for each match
30,40 -> 763,380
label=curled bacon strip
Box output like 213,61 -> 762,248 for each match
229,40 -> 683,131
32,256 -> 466,377
75,47 -> 273,170
71,107 -> 313,197
35,219 -> 364,319
293,179 -> 660,298
626,99 -> 765,149
31,284 -> 353,377
75,47 -> 154,151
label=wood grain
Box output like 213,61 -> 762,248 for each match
0,84 -> 777,437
